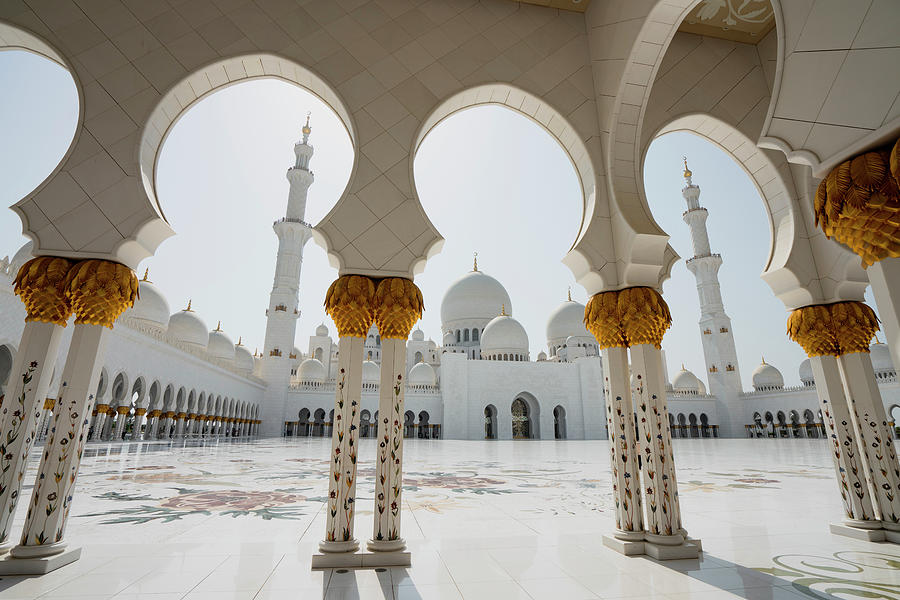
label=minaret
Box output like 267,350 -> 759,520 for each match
259,116 -> 315,435
681,159 -> 742,410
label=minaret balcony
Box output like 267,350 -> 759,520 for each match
274,217 -> 312,228
686,253 -> 721,264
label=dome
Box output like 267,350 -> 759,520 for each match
208,322 -> 235,361
298,358 -> 326,382
537,351 -> 547,361
799,358 -> 813,384
362,360 -> 380,383
168,302 -> 209,348
481,314 -> 529,357
442,331 -> 455,346
752,359 -> 784,391
546,299 -> 589,344
870,342 -> 895,373
316,323 -> 329,337
673,366 -> 700,393
9,241 -> 33,277
408,362 -> 436,386
441,269 -> 512,326
411,327 -> 424,342
234,342 -> 254,373
698,380 -> 707,395
123,273 -> 170,330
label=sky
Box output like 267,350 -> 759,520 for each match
0,49 -> 878,389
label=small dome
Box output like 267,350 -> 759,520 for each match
234,343 -> 254,373
799,358 -> 813,384
298,358 -> 326,382
208,322 -> 235,361
168,303 -> 209,348
870,342 -> 895,373
8,241 -> 33,277
362,360 -> 380,383
408,362 -> 436,386
752,359 -> 784,391
546,298 -> 589,344
698,380 -> 707,395
441,269 -> 512,326
123,275 -> 170,330
537,351 -> 547,361
673,366 -> 700,393
481,313 -> 529,358
316,323 -> 329,337
442,331 -> 455,346
411,327 -> 424,341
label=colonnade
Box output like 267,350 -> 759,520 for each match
312,275 -> 423,568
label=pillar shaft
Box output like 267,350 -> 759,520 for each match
131,410 -> 146,440
839,352 -> 900,526
14,324 -> 108,556
371,338 -> 407,547
809,355 -> 878,522
630,344 -> 683,540
0,322 -> 65,548
323,335 -> 365,549
602,346 -> 643,537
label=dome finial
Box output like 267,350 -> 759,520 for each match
567,287 -> 572,302
681,363 -> 685,370
761,355 -> 766,364
500,303 -> 507,316
236,336 -> 243,346
185,299 -> 193,312
141,268 -> 150,282
214,320 -> 222,332
473,251 -> 478,272
683,156 -> 692,179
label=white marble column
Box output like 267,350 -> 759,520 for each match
370,338 -> 407,551
810,355 -> 879,526
112,407 -> 129,441
839,352 -> 900,530
0,322 -> 66,552
148,411 -> 160,439
602,346 -> 643,540
630,344 -> 687,546
174,413 -> 186,438
131,408 -> 146,440
868,258 -> 900,371
90,404 -> 108,441
319,335 -> 365,555
6,324 -> 108,572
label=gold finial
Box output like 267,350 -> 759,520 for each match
500,304 -> 507,316
567,287 -> 572,302
681,363 -> 685,370
761,356 -> 766,364
237,336 -> 243,346
683,156 -> 692,179
185,299 -> 193,312
141,268 -> 150,282
302,111 -> 311,135
254,348 -> 259,357
214,320 -> 222,332
473,252 -> 478,272
875,333 -> 883,344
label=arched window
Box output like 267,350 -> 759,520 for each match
473,329 -> 479,341
484,405 -> 497,440
553,406 -> 566,439
314,347 -> 323,361
414,351 -> 423,364
456,330 -> 461,343
463,329 -> 469,342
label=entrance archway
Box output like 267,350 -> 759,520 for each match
511,394 -> 540,440
553,406 -> 567,440
484,405 -> 497,440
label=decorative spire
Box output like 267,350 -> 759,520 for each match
236,336 -> 243,346
214,320 -> 222,332
500,304 -> 507,316
302,112 -> 311,143
761,356 -> 767,364
683,156 -> 692,179
184,299 -> 193,312
567,287 -> 572,302
473,251 -> 478,272
254,348 -> 259,357
141,268 -> 150,282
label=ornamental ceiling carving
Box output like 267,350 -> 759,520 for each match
679,0 -> 776,44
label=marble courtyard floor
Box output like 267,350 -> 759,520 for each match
1,438 -> 898,599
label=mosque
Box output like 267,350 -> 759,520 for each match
1,0 -> 900,590
3,130 -> 898,446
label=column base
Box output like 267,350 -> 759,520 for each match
603,534 -> 701,560
830,521 -> 886,541
312,548 -> 411,569
0,546 -> 81,574
367,538 -> 406,552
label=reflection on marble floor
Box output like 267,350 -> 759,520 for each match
1,438 -> 899,599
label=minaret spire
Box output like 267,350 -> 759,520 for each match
681,161 -> 743,405
473,252 -> 478,272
